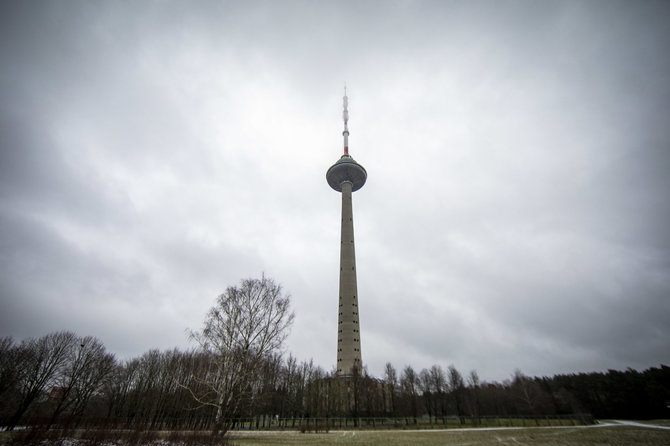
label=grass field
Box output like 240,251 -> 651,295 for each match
230,423 -> 670,446
2,422 -> 669,445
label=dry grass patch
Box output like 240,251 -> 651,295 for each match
230,425 -> 670,446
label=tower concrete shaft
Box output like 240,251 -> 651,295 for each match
326,88 -> 367,376
336,180 -> 361,375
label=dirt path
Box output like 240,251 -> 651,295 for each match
612,420 -> 670,430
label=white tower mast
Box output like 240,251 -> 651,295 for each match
343,85 -> 349,155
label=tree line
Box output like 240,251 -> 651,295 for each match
3,335 -> 668,431
1,277 -> 669,432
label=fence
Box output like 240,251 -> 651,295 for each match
228,413 -> 595,431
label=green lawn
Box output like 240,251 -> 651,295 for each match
230,424 -> 670,446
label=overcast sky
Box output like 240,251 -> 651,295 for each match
1,0 -> 669,382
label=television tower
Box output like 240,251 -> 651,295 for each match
326,87 -> 367,376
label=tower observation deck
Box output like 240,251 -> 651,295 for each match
326,88 -> 367,376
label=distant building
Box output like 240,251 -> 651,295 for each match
48,386 -> 67,400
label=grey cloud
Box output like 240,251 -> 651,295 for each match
1,0 -> 669,382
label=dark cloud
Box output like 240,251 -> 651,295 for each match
1,0 -> 669,381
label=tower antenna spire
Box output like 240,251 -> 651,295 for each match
342,84 -> 349,156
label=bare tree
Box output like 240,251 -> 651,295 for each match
383,362 -> 397,416
465,369 -> 481,422
447,365 -> 466,422
0,337 -> 24,425
186,275 -> 294,434
399,365 -> 420,419
5,331 -> 76,430
418,368 -> 434,421
510,369 -> 555,415
0,337 -> 16,397
67,339 -> 115,426
45,335 -> 115,429
429,365 -> 447,417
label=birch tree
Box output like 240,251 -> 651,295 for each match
186,275 -> 294,434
